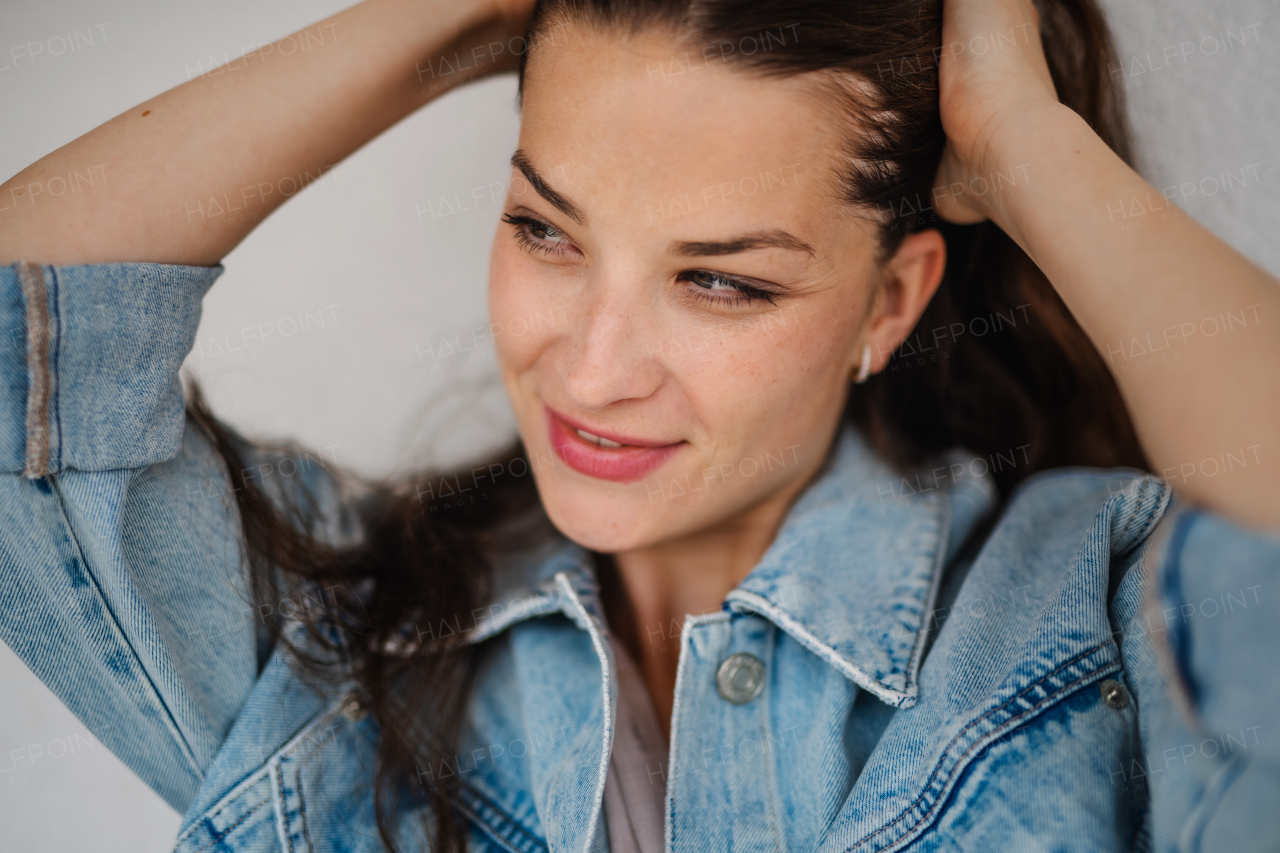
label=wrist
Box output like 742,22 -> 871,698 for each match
969,102 -> 1096,234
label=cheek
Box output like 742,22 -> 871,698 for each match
487,242 -> 560,380
672,308 -> 855,445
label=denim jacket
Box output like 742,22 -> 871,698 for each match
1,260 -> 1278,853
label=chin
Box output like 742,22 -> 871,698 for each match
534,480 -> 657,554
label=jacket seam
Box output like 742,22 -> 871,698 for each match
44,477 -> 206,783
725,591 -> 910,707
552,572 -> 612,853
173,767 -> 273,847
187,796 -> 272,853
274,760 -> 296,853
758,622 -> 786,853
460,773 -> 544,842
455,781 -> 550,853
844,639 -> 1119,852
1108,572 -> 1152,852
724,495 -> 948,706
288,693 -> 354,853
662,610 -> 729,852
665,613 -> 696,853
1143,505 -> 1199,725
174,692 -> 350,848
869,654 -> 1118,852
294,738 -> 320,853
293,722 -> 327,839
903,496 -> 951,694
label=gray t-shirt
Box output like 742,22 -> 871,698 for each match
603,638 -> 668,853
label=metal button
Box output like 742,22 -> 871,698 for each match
716,653 -> 765,704
1100,678 -> 1130,710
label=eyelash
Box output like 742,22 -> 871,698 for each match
501,212 -> 570,258
500,212 -> 779,307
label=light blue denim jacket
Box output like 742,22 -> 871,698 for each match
1,260 -> 1278,853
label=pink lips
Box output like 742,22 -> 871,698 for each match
544,405 -> 684,482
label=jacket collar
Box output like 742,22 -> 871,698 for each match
466,422 -> 997,708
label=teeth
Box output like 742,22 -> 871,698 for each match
575,427 -> 625,448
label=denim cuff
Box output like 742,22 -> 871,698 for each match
1144,501 -> 1280,765
0,260 -> 222,475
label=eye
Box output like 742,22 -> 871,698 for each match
501,212 -> 577,258
680,269 -> 778,307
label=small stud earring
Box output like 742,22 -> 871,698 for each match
854,343 -> 872,384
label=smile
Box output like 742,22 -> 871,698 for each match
544,405 -> 684,482
573,428 -> 625,448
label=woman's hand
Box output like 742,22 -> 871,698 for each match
931,0 -> 1061,226
492,0 -> 539,38
928,0 -> 1280,532
448,0 -> 539,77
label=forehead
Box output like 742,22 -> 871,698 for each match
517,22 -> 854,234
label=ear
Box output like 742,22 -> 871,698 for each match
858,229 -> 947,377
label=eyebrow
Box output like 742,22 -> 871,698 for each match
511,149 -> 586,225
510,149 -> 815,259
671,231 -> 815,258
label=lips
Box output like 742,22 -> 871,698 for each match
544,405 -> 684,482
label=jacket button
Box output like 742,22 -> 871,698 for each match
1100,678 -> 1130,710
717,653 -> 765,704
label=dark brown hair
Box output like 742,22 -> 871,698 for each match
187,1 -> 1147,849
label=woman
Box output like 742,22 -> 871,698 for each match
1,0 -> 1276,850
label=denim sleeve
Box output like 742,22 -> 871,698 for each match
0,261 -> 221,475
1117,502 -> 1280,852
0,260 -> 284,814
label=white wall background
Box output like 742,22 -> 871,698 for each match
1,1 -> 1276,850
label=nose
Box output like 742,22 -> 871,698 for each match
555,274 -> 665,412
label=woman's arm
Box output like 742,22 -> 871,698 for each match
0,0 -> 530,267
933,0 -> 1280,531
0,0 -> 529,805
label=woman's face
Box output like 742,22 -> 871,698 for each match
488,23 -> 943,553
